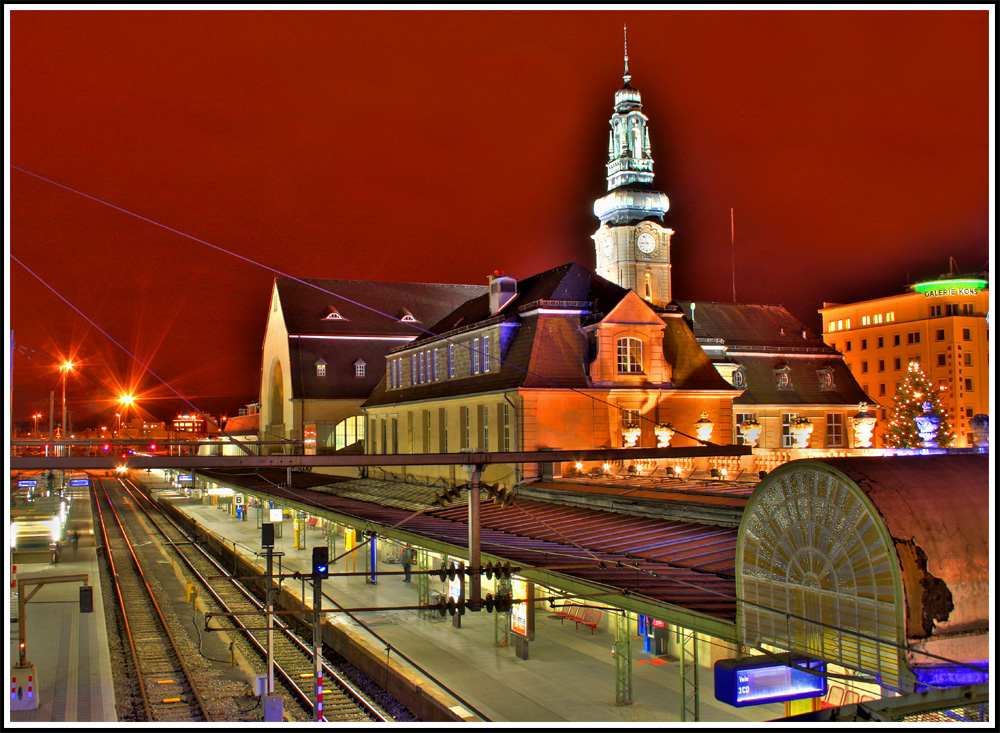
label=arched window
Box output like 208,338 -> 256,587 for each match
617,337 -> 643,374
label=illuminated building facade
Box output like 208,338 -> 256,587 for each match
361,263 -> 741,487
819,275 -> 989,447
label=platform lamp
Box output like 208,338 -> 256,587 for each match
60,360 -> 75,489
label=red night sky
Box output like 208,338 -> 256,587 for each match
7,8 -> 992,430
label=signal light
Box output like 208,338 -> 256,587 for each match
312,546 -> 329,579
103,444 -> 110,451
150,444 -> 156,451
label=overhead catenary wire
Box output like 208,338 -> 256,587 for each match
10,164 -> 712,445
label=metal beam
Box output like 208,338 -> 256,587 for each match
11,444 -> 751,471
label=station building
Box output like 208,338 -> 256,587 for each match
258,276 -> 484,462
819,274 -> 989,447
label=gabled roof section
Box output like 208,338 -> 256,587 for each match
660,314 -> 737,391
275,277 -> 486,337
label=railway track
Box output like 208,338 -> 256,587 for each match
93,476 -> 214,721
97,474 -> 391,722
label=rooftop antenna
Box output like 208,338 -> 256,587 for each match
731,207 -> 737,303
623,24 -> 630,84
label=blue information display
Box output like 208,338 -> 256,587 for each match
715,655 -> 826,707
178,474 -> 194,482
69,478 -> 90,487
17,479 -> 38,488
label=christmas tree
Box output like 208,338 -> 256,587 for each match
883,361 -> 955,448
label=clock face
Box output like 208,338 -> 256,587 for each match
637,232 -> 656,254
601,233 -> 614,257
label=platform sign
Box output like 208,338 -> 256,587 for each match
178,474 -> 194,483
269,508 -> 284,523
510,576 -> 528,638
69,478 -> 89,487
17,479 -> 38,488
715,655 -> 826,707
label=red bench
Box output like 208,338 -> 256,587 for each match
549,603 -> 602,634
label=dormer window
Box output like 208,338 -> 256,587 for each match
731,367 -> 746,389
324,307 -> 345,321
817,367 -> 836,391
315,359 -> 327,378
399,309 -> 418,323
775,365 -> 793,391
617,337 -> 643,374
354,359 -> 366,378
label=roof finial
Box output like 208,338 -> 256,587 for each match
623,24 -> 631,85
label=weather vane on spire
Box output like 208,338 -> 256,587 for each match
623,24 -> 631,84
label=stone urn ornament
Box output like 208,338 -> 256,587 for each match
654,423 -> 675,448
849,403 -> 877,449
914,402 -> 941,448
739,417 -> 762,448
622,421 -> 641,448
695,411 -> 714,443
789,416 -> 814,449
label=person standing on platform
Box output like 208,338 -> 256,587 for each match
402,545 -> 415,582
72,530 -> 79,552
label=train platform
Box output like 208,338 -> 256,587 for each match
8,481 -> 118,723
142,474 -> 785,723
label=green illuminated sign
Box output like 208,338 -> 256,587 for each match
913,279 -> 987,297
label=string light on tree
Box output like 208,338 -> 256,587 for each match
883,361 -> 955,449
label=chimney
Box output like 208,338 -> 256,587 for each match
489,271 -> 517,315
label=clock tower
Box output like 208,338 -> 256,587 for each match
592,29 -> 674,306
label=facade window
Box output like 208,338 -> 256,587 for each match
422,410 -> 432,453
482,335 -> 491,373
391,416 -> 398,454
964,378 -> 973,392
480,404 -> 489,451
935,329 -> 945,341
963,328 -> 972,341
617,337 -> 643,373
447,343 -> 455,378
775,367 -> 793,390
860,339 -> 867,350
861,361 -> 869,373
937,353 -> 947,367
946,303 -> 959,316
874,313 -> 883,324
818,368 -> 836,390
316,360 -> 327,377
410,354 -> 417,384
355,360 -> 366,378
735,412 -> 756,446
826,413 -> 845,448
502,402 -> 511,452
894,334 -> 901,346
861,315 -> 871,326
877,337 -> 884,348
930,304 -> 943,317
879,384 -> 886,396
418,351 -> 426,383
962,303 -> 973,315
439,408 -> 448,452
471,338 -> 481,375
906,332 -> 920,345
781,413 -> 797,448
460,406 -> 470,450
963,353 -> 972,366
893,358 -> 901,370
886,311 -> 895,322
845,341 -> 852,352
878,360 -> 885,372
732,368 -> 746,388
432,349 -> 439,381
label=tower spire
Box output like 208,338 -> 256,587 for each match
623,25 -> 630,85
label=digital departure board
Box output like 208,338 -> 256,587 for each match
69,478 -> 89,487
715,655 -> 826,707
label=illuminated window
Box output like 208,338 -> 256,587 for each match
836,319 -> 843,331
886,311 -> 895,322
315,360 -> 327,378
826,414 -> 845,448
460,406 -> 470,450
502,403 -> 511,452
480,404 -> 489,451
482,335 -> 491,373
410,354 -> 417,384
775,366 -> 793,391
432,349 -> 439,381
874,313 -> 883,324
354,359 -> 366,378
471,338 -> 481,374
447,343 -> 456,378
781,413 -> 797,448
644,272 -> 652,300
324,308 -> 345,321
845,318 -> 851,329
861,315 -> 871,326
735,412 -> 756,446
617,337 -> 643,373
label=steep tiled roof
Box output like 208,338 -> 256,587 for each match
276,277 -> 485,337
732,355 -> 871,406
275,277 -> 485,401
677,301 -> 837,352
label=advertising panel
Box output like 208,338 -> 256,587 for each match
715,656 -> 826,707
510,576 -> 528,638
